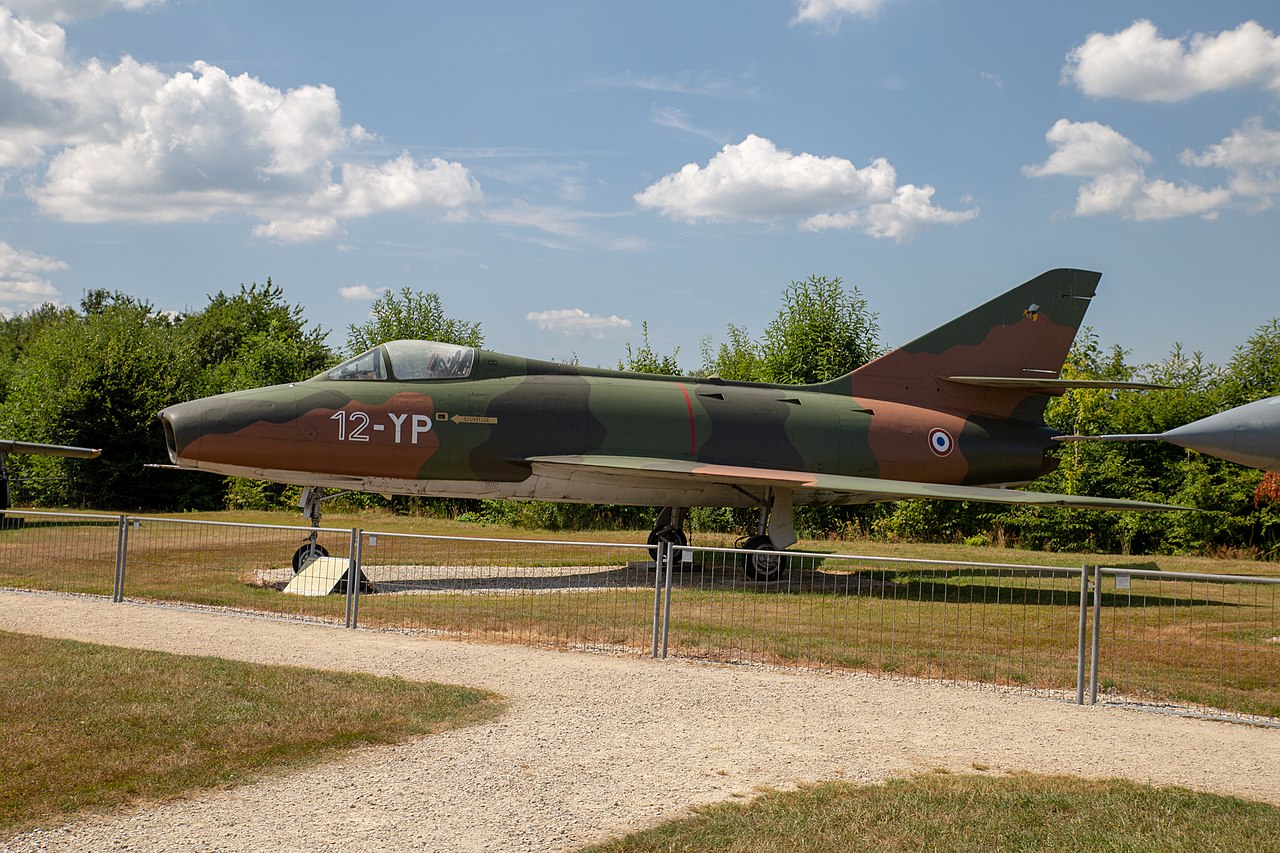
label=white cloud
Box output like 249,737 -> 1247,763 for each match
1065,19 -> 1280,102
1024,119 -> 1231,220
339,284 -> 387,301
791,0 -> 882,29
252,216 -> 343,243
0,10 -> 482,240
526,308 -> 632,338
4,0 -> 162,23
0,241 -> 64,311
635,134 -> 975,241
336,153 -> 480,218
802,184 -> 979,239
978,71 -> 1004,89
651,105 -> 725,143
485,201 -> 648,252
584,70 -> 755,98
1182,117 -> 1280,208
1023,119 -> 1152,179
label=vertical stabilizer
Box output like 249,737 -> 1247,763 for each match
831,268 -> 1101,421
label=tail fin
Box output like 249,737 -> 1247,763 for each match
830,268 -> 1102,421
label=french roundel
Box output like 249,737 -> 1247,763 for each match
928,427 -> 954,457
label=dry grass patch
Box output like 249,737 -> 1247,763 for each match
583,772 -> 1280,852
0,631 -> 502,836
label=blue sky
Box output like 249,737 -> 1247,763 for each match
2,0 -> 1279,372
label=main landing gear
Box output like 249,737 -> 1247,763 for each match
647,506 -> 687,558
647,488 -> 798,582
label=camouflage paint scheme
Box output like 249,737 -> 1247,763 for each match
159,269 -> 1178,551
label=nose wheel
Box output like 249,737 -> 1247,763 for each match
291,542 -> 330,573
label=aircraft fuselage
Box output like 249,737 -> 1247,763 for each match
160,353 -> 1057,507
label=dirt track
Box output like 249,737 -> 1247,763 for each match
2,589 -> 1278,852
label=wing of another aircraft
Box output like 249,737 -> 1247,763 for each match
0,440 -> 101,459
0,440 -> 102,513
525,455 -> 1188,512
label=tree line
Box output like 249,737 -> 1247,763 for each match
0,276 -> 1276,558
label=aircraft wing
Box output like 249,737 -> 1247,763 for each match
0,440 -> 101,459
525,455 -> 1188,512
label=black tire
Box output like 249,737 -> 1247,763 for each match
291,542 -> 329,574
741,534 -> 783,582
646,525 -> 688,563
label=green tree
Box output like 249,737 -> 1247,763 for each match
700,275 -> 880,385
699,324 -> 762,381
0,303 -> 76,402
177,279 -> 333,394
759,275 -> 880,384
620,322 -> 682,375
0,292 -> 198,509
346,288 -> 482,355
1222,318 -> 1280,405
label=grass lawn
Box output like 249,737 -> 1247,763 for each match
0,631 -> 502,837
582,772 -> 1280,853
3,507 -> 1276,718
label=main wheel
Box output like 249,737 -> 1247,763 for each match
647,525 -> 688,563
291,542 -> 329,573
741,534 -> 783,582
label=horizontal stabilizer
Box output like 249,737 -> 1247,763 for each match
944,377 -> 1168,394
526,454 -> 1189,512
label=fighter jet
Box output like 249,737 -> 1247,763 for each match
159,268 -> 1179,579
1057,395 -> 1280,472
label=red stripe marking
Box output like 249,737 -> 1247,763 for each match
676,382 -> 696,456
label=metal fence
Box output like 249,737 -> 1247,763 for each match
0,510 -> 122,598
2,510 -> 1277,723
348,531 -> 654,652
1091,564 -> 1280,722
120,516 -> 357,625
660,545 -> 1091,699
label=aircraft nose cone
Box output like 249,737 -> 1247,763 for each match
1164,395 -> 1280,472
158,385 -> 301,467
158,399 -> 203,464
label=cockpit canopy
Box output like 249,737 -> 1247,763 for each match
320,340 -> 476,382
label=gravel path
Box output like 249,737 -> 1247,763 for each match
3,590 -> 1278,852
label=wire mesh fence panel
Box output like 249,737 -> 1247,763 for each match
120,517 -> 353,625
0,510 -> 121,598
351,532 -> 656,654
1095,568 -> 1280,721
665,547 -> 1085,697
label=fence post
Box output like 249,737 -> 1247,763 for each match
660,543 -> 675,659
1090,563 -> 1102,705
1076,566 -> 1089,705
345,528 -> 361,629
112,514 -> 128,603
651,540 -> 665,657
